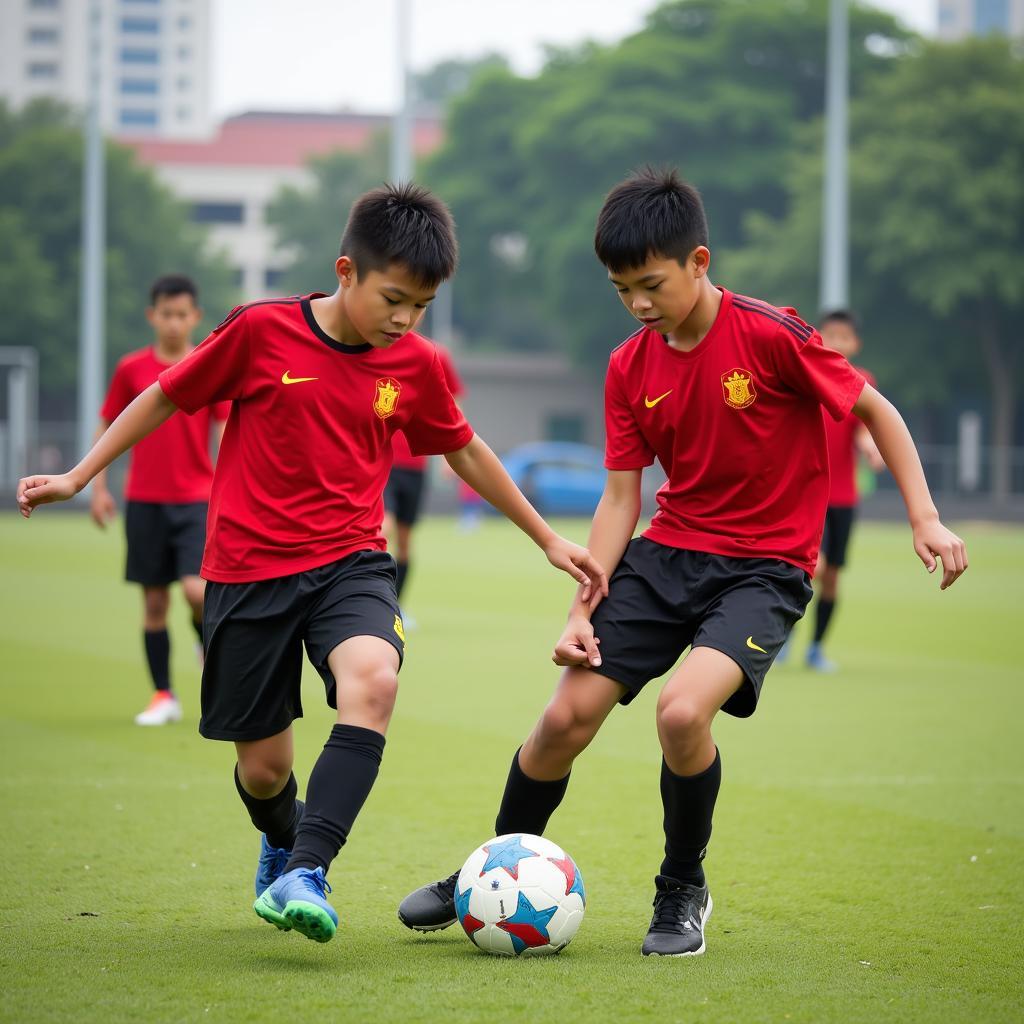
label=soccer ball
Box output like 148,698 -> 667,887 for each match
454,833 -> 586,956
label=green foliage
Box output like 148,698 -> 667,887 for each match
413,54 -> 510,106
421,0 -> 910,365
265,133 -> 388,297
0,99 -> 236,415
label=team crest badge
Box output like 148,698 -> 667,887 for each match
721,368 -> 757,409
393,614 -> 406,644
373,377 -> 402,419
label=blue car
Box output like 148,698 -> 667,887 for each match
499,442 -> 606,516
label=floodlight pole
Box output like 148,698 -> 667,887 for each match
819,0 -> 849,313
77,0 -> 106,463
390,0 -> 413,185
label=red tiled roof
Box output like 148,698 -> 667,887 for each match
121,110 -> 443,168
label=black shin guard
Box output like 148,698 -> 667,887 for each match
143,629 -> 171,692
494,748 -> 570,837
660,749 -> 722,887
286,724 -> 386,874
234,768 -> 301,850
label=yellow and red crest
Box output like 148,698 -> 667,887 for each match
721,368 -> 756,409
373,377 -> 402,419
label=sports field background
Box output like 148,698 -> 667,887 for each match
1,513 -> 1021,1023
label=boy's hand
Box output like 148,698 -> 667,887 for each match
553,615 -> 602,668
17,473 -> 79,518
543,536 -> 609,604
912,518 -> 968,589
90,487 -> 117,529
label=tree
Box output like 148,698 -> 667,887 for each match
724,38 -> 1023,500
421,0 -> 912,365
0,99 -> 236,415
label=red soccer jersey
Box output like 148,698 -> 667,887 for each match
158,295 -> 475,583
604,288 -> 866,574
824,366 -> 876,507
390,343 -> 465,471
101,347 -> 229,503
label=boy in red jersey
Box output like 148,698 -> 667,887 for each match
806,310 -> 884,672
17,184 -> 606,946
91,274 -> 229,726
383,343 -> 463,608
398,169 -> 967,957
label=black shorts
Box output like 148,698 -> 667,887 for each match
589,538 -> 813,718
821,506 -> 856,568
124,500 -> 207,586
199,550 -> 405,741
384,468 -> 427,527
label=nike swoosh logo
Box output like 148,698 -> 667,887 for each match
644,390 -> 672,408
281,371 -> 319,385
746,636 -> 767,653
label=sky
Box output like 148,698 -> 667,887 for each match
211,0 -> 937,119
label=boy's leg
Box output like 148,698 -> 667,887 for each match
181,574 -> 206,649
136,585 -> 182,725
394,522 -> 413,600
398,667 -> 624,932
808,506 -> 853,671
643,647 -> 741,957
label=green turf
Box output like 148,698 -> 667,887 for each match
1,513 -> 1021,1023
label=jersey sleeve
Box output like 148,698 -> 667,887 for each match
211,400 -> 232,422
770,318 -> 866,422
604,359 -> 655,470
158,306 -> 251,415
402,349 -> 475,456
436,345 -> 464,398
99,359 -> 135,422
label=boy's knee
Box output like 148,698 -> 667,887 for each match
657,697 -> 710,745
354,663 -> 400,715
237,757 -> 291,797
181,576 -> 205,611
538,699 -> 594,751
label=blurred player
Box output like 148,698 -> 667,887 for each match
90,274 -> 228,726
806,310 -> 885,672
18,184 -> 606,946
383,343 -> 464,609
398,168 -> 967,958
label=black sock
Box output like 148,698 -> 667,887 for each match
191,616 -> 204,646
395,560 -> 410,599
660,749 -> 721,887
234,767 -> 302,849
286,724 -> 386,874
814,599 -> 836,644
143,629 -> 170,692
494,748 -> 570,837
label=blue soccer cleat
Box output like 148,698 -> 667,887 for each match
254,866 -> 338,943
806,643 -> 838,673
253,800 -> 304,897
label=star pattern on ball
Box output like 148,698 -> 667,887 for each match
480,835 -> 538,880
496,890 -> 558,954
548,854 -> 586,906
454,880 -> 484,938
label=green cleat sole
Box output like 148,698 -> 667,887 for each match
284,901 -> 337,944
253,891 -> 292,931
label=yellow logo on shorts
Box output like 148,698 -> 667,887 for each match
393,615 -> 406,644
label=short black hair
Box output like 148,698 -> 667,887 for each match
819,308 -> 858,329
340,182 -> 458,288
150,273 -> 198,305
594,167 -> 708,273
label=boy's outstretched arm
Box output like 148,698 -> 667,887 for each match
853,383 -> 967,589
444,435 -> 609,601
551,468 -> 642,669
18,382 -> 178,517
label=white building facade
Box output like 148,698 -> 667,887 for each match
0,0 -> 211,138
937,0 -> 1024,38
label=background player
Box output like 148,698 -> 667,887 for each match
90,274 -> 228,726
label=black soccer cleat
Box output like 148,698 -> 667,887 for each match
397,870 -> 460,932
641,875 -> 713,957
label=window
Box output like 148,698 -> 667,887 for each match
121,47 -> 160,64
177,75 -> 191,90
121,17 -> 160,33
230,267 -> 244,290
178,15 -> 192,29
974,0 -> 1009,33
191,202 -> 245,225
176,106 -> 192,121
265,269 -> 286,290
545,414 -> 585,444
27,27 -> 60,44
28,0 -> 60,8
177,45 -> 192,60
120,77 -> 159,95
119,109 -> 159,128
27,62 -> 58,78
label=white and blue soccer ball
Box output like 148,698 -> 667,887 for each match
454,833 -> 586,957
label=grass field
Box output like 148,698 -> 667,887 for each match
1,513 -> 1021,1023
